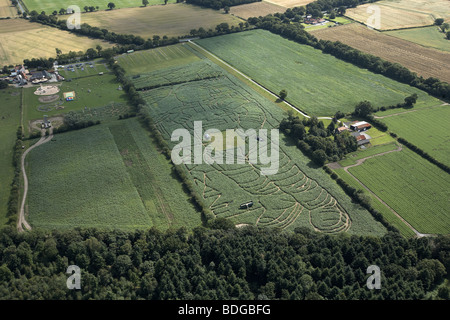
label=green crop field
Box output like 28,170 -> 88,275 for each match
116,43 -> 201,75
23,0 -> 173,13
333,168 -> 416,238
0,88 -> 21,226
195,29 -> 439,117
26,117 -> 201,230
380,105 -> 450,167
338,142 -> 399,167
124,52 -> 387,236
348,148 -> 450,235
386,26 -> 450,53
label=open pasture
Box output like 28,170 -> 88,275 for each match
0,19 -> 113,66
131,56 -> 387,235
70,3 -> 243,39
345,0 -> 450,30
348,148 -> 450,235
26,117 -> 201,230
311,23 -> 450,84
195,29 -> 440,116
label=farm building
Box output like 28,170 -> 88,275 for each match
350,121 -> 371,132
335,126 -> 350,134
352,132 -> 371,146
30,70 -> 51,81
304,16 -> 326,25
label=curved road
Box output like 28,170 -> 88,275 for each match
18,129 -> 53,232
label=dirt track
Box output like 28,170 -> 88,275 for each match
18,129 -> 53,232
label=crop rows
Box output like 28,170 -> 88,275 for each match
139,71 -> 352,233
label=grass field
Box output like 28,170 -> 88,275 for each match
379,105 -> 450,167
69,3 -> 244,39
386,26 -> 450,52
348,148 -> 450,235
230,1 -> 285,20
0,0 -> 17,17
0,87 -> 21,226
0,19 -> 113,66
116,43 -> 201,75
26,117 -> 201,230
345,0 -> 450,30
123,49 -> 387,236
23,0 -> 174,12
22,72 -> 128,135
195,29 -> 441,116
311,23 -> 450,84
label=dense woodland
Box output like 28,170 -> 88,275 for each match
0,225 -> 448,300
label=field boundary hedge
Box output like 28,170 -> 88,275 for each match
396,136 -> 450,174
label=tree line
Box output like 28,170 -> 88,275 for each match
5,127 -> 24,227
0,225 -> 448,300
106,57 -> 216,224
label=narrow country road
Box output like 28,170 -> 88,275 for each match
18,129 -> 53,232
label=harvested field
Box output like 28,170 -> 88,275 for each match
70,4 -> 244,39
264,0 -> 314,8
0,19 -> 113,66
345,0 -> 450,30
0,0 -> 17,18
230,1 -> 285,20
311,23 -> 450,84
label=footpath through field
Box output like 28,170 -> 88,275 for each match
18,128 -> 53,232
188,40 -> 332,121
